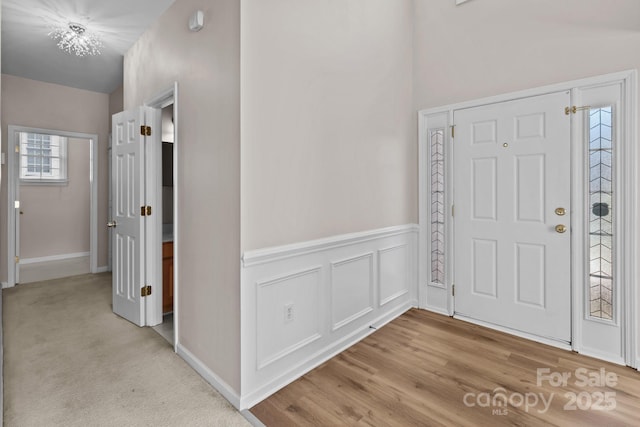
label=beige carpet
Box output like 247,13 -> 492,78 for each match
2,273 -> 250,427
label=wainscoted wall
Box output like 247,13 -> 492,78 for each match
240,225 -> 419,409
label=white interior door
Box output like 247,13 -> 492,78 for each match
454,91 -> 571,342
111,108 -> 150,326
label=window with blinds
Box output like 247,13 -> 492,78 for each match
19,132 -> 68,183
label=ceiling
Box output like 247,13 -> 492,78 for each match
1,0 -> 175,94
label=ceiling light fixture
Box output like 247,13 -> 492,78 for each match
49,22 -> 103,57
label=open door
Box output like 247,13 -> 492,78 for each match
110,107 -> 160,326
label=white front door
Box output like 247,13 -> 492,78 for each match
111,108 -> 154,326
454,91 -> 571,342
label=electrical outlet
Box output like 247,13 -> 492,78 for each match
284,303 -> 294,323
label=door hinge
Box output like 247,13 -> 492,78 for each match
15,256 -> 19,264
452,284 -> 455,297
15,144 -> 20,153
140,206 -> 152,216
141,285 -> 152,297
452,205 -> 455,217
565,105 -> 591,115
140,125 -> 152,136
451,125 -> 455,138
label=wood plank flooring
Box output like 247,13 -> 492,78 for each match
251,309 -> 640,426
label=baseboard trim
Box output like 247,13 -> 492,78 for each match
176,344 -> 241,409
578,347 -> 625,366
95,266 -> 110,273
423,305 -> 451,317
1,282 -> 9,289
242,224 -> 419,267
20,252 -> 90,265
240,410 -> 266,427
240,301 -> 416,410
455,314 -> 572,351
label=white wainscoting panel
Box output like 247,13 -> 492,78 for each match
330,253 -> 374,331
256,267 -> 323,370
240,224 -> 418,409
379,245 -> 409,306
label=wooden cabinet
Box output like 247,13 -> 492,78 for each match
162,241 -> 174,313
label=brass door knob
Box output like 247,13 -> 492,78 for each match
555,207 -> 566,216
555,224 -> 567,233
107,221 -> 117,228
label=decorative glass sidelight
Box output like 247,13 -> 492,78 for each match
430,129 -> 445,285
588,107 -> 614,321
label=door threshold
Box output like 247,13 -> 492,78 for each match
454,313 -> 571,351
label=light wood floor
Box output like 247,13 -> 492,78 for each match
251,309 -> 640,426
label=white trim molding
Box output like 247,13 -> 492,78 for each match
177,344 -> 240,409
243,225 -> 417,267
6,126 -> 99,288
144,82 -> 179,349
240,224 -> 419,409
19,252 -> 89,265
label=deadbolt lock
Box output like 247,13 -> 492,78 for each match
555,207 -> 566,216
555,224 -> 567,234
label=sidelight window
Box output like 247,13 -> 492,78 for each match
588,106 -> 614,321
430,129 -> 445,285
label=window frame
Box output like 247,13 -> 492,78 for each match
19,132 -> 69,185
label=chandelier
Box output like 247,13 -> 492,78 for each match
49,23 -> 102,57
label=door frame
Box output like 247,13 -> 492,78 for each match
418,69 -> 638,368
144,82 -> 179,351
6,126 -> 99,288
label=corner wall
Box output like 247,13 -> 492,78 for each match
239,0 -> 417,406
109,85 -> 124,128
240,0 -> 416,252
0,74 -> 110,281
123,0 -> 241,394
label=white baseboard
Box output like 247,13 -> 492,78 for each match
423,305 -> 451,317
240,410 -> 266,427
241,224 -> 419,409
20,252 -> 90,265
1,282 -> 9,289
177,344 -> 241,409
577,346 -> 625,366
95,266 -> 110,273
241,300 -> 416,409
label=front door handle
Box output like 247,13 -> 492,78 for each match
107,220 -> 117,228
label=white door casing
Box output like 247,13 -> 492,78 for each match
143,84 -> 178,330
5,126 -> 99,289
454,91 -> 572,342
111,107 -> 158,326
